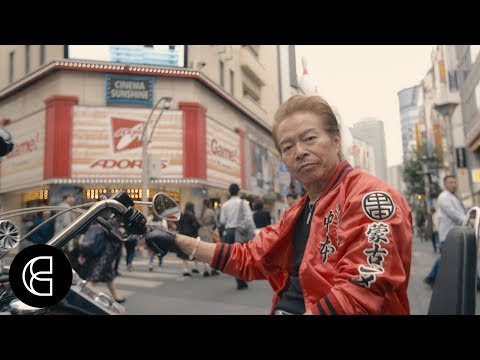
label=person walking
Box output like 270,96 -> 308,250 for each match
198,199 -> 220,277
177,202 -> 201,276
218,183 -> 256,290
424,175 -> 471,286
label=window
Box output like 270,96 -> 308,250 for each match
230,69 -> 234,95
40,45 -> 45,65
465,92 -> 477,122
460,50 -> 471,80
219,60 -> 224,87
25,45 -> 30,74
9,51 -> 14,83
448,70 -> 458,92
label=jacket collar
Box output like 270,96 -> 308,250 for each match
295,160 -> 353,210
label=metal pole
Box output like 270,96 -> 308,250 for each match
141,137 -> 150,217
141,97 -> 172,217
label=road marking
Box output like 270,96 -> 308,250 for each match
123,271 -> 179,280
115,277 -> 164,288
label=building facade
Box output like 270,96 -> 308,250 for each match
455,45 -> 480,206
0,45 -> 300,223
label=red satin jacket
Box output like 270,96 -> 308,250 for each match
211,161 -> 412,315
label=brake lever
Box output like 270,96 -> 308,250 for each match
121,207 -> 147,235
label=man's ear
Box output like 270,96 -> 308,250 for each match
333,132 -> 341,145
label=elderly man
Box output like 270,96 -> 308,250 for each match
145,95 -> 413,315
424,175 -> 472,287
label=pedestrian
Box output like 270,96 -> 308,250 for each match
147,213 -> 165,271
424,175 -> 475,287
145,95 -> 413,314
197,199 -> 220,276
286,193 -> 298,207
124,232 -> 139,271
252,199 -> 271,230
30,210 -> 54,245
218,183 -> 256,289
77,209 -> 126,303
176,202 -> 201,276
54,193 -> 76,253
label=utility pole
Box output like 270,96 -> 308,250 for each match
141,96 -> 172,216
434,101 -> 458,175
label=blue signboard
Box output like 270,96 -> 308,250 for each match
106,74 -> 154,106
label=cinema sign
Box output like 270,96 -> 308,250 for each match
106,74 -> 154,106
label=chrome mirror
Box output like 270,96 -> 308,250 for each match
152,193 -> 181,221
9,299 -> 47,315
0,220 -> 20,252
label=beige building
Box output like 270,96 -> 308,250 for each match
0,45 -> 300,223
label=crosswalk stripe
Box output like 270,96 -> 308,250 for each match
115,277 -> 164,288
122,271 -> 179,280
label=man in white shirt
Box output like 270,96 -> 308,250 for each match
425,175 -> 469,286
219,183 -> 256,289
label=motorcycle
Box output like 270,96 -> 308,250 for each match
0,190 -> 180,315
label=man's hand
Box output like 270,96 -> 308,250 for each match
144,227 -> 180,256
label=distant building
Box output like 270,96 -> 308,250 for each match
350,118 -> 388,181
333,106 -> 375,174
397,85 -> 420,162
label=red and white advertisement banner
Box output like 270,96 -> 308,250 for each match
0,113 -> 45,191
72,106 -> 183,178
206,117 -> 241,188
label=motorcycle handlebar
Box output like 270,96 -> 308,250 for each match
45,198 -> 144,250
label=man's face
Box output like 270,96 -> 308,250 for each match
444,177 -> 457,193
276,112 -> 341,187
66,195 -> 75,205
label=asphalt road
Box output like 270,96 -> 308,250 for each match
2,236 -> 479,315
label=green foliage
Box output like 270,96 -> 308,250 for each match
403,145 -> 442,209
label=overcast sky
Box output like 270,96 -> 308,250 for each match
295,45 -> 434,167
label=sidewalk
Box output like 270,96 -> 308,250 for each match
408,234 -> 480,315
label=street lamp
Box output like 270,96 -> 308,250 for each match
141,96 -> 172,216
433,100 -> 458,175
